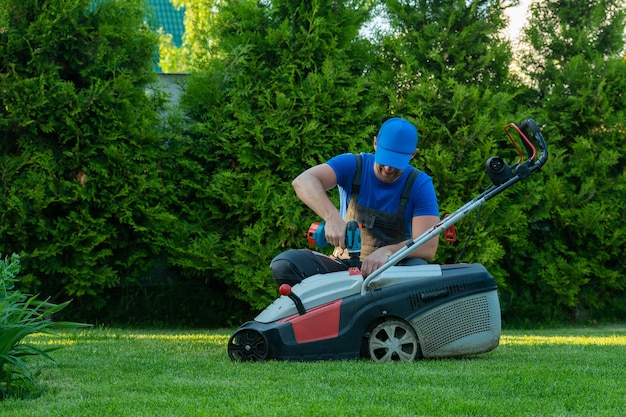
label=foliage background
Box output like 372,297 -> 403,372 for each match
1,0 -> 625,326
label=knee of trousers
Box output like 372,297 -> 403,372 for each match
270,250 -> 306,286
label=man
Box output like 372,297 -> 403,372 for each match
271,117 -> 440,286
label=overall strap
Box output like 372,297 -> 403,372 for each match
351,153 -> 363,197
397,168 -> 420,214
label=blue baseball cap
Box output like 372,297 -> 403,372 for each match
375,118 -> 419,170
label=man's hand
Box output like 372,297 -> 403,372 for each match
324,216 -> 347,249
360,247 -> 392,278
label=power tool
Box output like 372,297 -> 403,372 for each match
307,220 -> 362,269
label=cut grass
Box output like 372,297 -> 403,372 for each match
0,325 -> 624,416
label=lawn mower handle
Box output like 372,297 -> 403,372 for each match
520,118 -> 548,168
361,118 -> 548,294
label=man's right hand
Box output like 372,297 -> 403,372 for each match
323,216 -> 347,249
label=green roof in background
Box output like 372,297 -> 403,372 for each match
147,0 -> 185,72
148,0 -> 185,47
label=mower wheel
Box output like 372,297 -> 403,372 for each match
228,328 -> 269,362
368,319 -> 419,362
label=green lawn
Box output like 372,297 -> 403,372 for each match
1,325 -> 624,416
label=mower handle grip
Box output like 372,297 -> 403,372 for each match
519,118 -> 548,169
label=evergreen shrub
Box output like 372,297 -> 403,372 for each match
0,0 -> 222,316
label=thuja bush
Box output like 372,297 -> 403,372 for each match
371,0 -> 525,279
178,0 -> 380,310
508,0 -> 626,323
0,0 -> 218,312
0,254 -> 90,400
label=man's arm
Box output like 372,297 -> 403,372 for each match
407,214 -> 440,260
292,164 -> 347,248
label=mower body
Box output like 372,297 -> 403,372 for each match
228,263 -> 501,361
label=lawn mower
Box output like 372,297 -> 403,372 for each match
228,118 -> 548,362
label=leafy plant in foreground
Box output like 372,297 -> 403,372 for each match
0,254 -> 90,400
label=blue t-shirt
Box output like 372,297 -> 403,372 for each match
326,153 -> 439,238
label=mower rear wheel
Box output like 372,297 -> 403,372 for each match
228,328 -> 269,362
368,319 -> 419,362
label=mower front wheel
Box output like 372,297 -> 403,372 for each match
228,328 -> 269,362
368,319 -> 419,362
